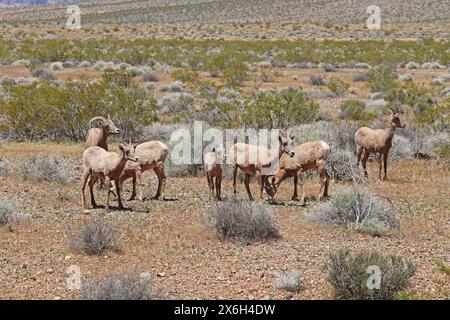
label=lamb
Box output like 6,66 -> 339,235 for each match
268,140 -> 331,205
85,115 -> 120,150
229,135 -> 294,200
354,109 -> 405,180
81,143 -> 139,212
117,141 -> 169,201
204,144 -> 225,201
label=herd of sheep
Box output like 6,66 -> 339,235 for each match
81,109 -> 405,211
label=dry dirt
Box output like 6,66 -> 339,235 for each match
0,142 -> 448,300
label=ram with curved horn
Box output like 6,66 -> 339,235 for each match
354,108 -> 405,180
85,115 -> 120,151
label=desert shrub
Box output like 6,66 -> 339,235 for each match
367,65 -> 398,93
238,89 -> 319,129
50,62 -> 64,71
327,77 -> 350,96
0,70 -> 156,141
306,188 -> 399,236
0,201 -> 28,231
32,69 -> 57,80
70,218 -> 120,255
309,74 -> 325,86
0,76 -> 16,85
208,198 -> 280,244
339,100 -> 374,122
327,149 -> 365,182
141,71 -> 159,82
81,272 -> 158,300
17,154 -> 71,183
274,270 -> 302,292
352,72 -> 370,82
78,61 -> 91,68
0,158 -> 11,175
390,136 -> 415,161
326,249 -> 416,300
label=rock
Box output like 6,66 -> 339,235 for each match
157,272 -> 166,277
46,268 -> 54,274
399,74 -> 413,82
83,209 -> 90,215
366,99 -> 387,109
441,87 -> 450,96
405,61 -> 420,70
64,255 -> 71,261
369,92 -> 384,100
432,78 -> 444,85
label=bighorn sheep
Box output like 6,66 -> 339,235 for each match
85,115 -> 120,150
268,140 -> 331,205
81,143 -> 138,212
230,135 -> 294,200
204,145 -> 225,201
117,141 -> 169,201
354,109 -> 405,180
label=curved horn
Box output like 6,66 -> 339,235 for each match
89,116 -> 106,125
387,107 -> 395,115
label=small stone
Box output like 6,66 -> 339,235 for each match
46,268 -> 54,274
64,255 -> 71,261
83,209 -> 90,215
157,272 -> 166,277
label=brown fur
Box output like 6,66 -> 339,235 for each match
354,110 -> 405,180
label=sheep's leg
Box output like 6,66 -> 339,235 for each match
88,176 -> 99,208
206,172 -> 214,200
378,154 -> 383,180
259,174 -> 265,200
298,171 -> 306,206
116,179 -> 124,210
356,145 -> 363,167
105,177 -> 111,212
216,175 -> 222,201
292,173 -> 299,201
383,153 -> 388,181
244,174 -> 254,201
232,164 -> 238,195
362,150 -> 370,178
154,165 -> 166,200
81,170 -> 90,209
134,169 -> 143,201
318,161 -> 330,200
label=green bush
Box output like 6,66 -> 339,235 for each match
0,71 -> 156,141
339,100 -> 375,122
239,89 -> 319,129
327,250 -> 416,300
367,65 -> 398,93
327,77 -> 350,96
306,187 -> 399,236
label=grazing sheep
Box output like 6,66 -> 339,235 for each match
81,143 -> 138,212
355,109 -> 405,180
269,140 -> 331,205
229,135 -> 294,200
117,141 -> 169,201
204,145 -> 225,201
85,115 -> 120,151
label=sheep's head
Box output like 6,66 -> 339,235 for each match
212,144 -> 226,162
89,115 -> 120,135
278,135 -> 295,157
119,143 -> 139,162
388,109 -> 406,128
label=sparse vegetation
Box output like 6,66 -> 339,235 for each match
306,188 -> 399,236
81,272 -> 158,300
70,218 -> 120,255
326,250 -> 416,300
17,154 -> 71,183
274,270 -> 302,293
208,198 -> 280,244
0,201 -> 28,231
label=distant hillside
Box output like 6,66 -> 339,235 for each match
0,0 -> 78,5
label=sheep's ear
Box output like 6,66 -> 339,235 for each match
119,143 -> 125,151
278,135 -> 282,143
107,114 -> 111,120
